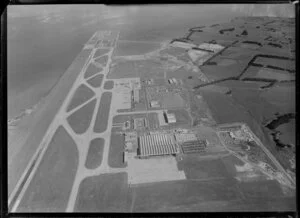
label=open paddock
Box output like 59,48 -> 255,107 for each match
160,47 -> 186,57
74,173 -> 130,212
254,57 -> 295,71
131,178 -> 240,212
177,155 -> 230,180
255,68 -> 294,81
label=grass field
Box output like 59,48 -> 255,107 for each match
67,99 -> 96,134
86,74 -> 104,88
94,48 -> 110,58
108,60 -> 138,79
17,126 -> 78,212
85,138 -> 104,169
136,59 -> 164,79
177,155 -> 230,180
112,114 -> 131,124
161,93 -> 185,108
93,92 -> 112,133
254,57 -> 295,71
103,80 -> 114,90
114,41 -> 160,56
74,173 -> 130,212
94,55 -> 108,66
255,69 -> 293,81
108,132 -> 126,168
84,63 -> 102,79
66,84 -> 95,112
131,179 -> 239,212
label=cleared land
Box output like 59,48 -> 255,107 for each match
114,41 -> 160,56
128,156 -> 186,185
85,138 -> 104,169
84,63 -> 102,79
86,74 -> 104,88
17,126 -> 78,212
108,132 -> 126,168
255,68 -> 293,81
66,84 -> 95,112
177,156 -> 229,180
108,60 -> 138,79
67,99 -> 96,134
136,60 -> 164,79
162,93 -> 185,108
93,92 -> 112,133
103,80 -> 114,90
74,173 -> 130,212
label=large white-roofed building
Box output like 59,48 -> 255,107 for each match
138,134 -> 179,158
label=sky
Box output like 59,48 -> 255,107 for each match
8,4 -> 295,19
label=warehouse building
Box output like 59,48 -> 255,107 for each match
138,134 -> 179,158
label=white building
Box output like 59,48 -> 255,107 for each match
150,100 -> 160,108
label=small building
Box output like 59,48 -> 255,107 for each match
122,120 -> 131,130
150,100 -> 160,108
164,111 -> 176,123
133,89 -> 140,103
123,151 -> 128,163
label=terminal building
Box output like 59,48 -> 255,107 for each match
138,133 -> 179,158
